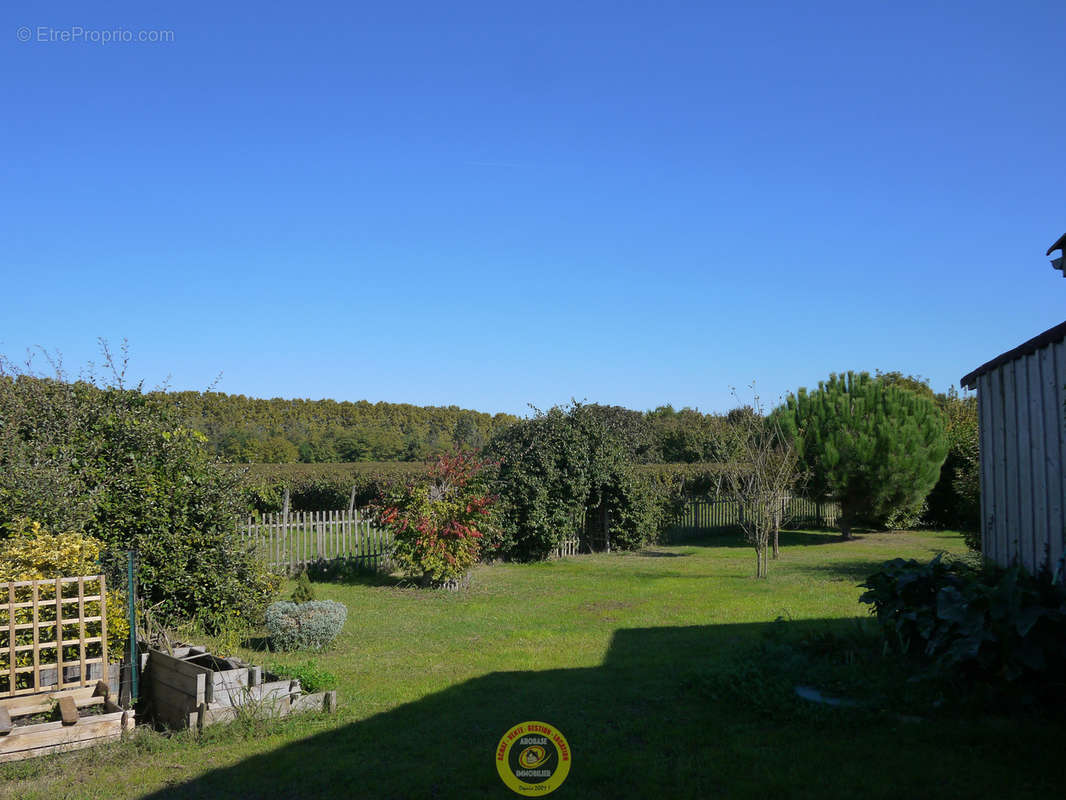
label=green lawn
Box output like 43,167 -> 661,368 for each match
3,529 -> 1064,799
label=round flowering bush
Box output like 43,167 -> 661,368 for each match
375,452 -> 497,588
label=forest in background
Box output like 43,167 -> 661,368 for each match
157,390 -> 741,465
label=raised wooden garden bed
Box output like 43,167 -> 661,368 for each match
147,647 -> 337,731
0,680 -> 134,763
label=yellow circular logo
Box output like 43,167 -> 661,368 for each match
495,721 -> 571,795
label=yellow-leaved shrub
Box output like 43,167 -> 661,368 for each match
0,520 -> 129,693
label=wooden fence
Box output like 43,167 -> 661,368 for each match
240,495 -> 842,572
1,575 -> 108,699
675,495 -> 840,534
238,510 -> 393,574
553,535 -> 581,559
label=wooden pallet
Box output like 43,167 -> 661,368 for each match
0,681 -> 134,762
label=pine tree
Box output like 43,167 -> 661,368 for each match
291,569 -> 316,603
773,372 -> 948,539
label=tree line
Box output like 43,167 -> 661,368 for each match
150,391 -> 770,465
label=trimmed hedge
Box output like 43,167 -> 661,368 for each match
235,461 -> 734,516
235,462 -> 430,512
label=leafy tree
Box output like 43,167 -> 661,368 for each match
924,388 -> 980,542
774,371 -> 948,539
645,405 -> 731,463
0,362 -> 279,630
485,403 -> 671,560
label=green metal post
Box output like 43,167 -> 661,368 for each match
127,550 -> 138,704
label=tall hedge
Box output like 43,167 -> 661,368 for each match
484,403 -> 684,560
236,461 -> 431,512
0,374 -> 279,630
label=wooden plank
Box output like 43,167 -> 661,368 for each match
1011,359 -> 1034,571
987,369 -> 1008,565
54,577 -> 64,693
58,695 -> 79,726
149,679 -> 203,715
0,707 -> 11,734
0,710 -> 127,760
31,583 -> 39,695
150,650 -> 213,680
977,373 -> 993,559
290,691 -> 331,714
0,686 -> 98,716
6,583 -> 15,697
77,577 -> 86,689
149,663 -> 207,704
1027,352 -> 1047,570
1052,341 -> 1066,571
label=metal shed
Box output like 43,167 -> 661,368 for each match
961,319 -> 1066,574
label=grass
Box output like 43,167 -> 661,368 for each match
2,529 -> 1064,799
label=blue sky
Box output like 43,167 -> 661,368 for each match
2,1 -> 1063,416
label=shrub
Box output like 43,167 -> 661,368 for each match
0,521 -> 129,691
374,452 -> 497,587
265,600 -> 347,652
859,556 -> 1066,691
0,371 -> 281,631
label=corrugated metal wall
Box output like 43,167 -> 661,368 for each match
977,339 -> 1066,573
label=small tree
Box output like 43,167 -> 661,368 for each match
720,389 -> 798,578
773,372 -> 948,540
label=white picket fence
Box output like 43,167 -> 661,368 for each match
238,509 -> 392,574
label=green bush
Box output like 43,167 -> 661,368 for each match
484,403 -> 684,560
860,556 -> 1066,691
265,600 -> 347,651
0,372 -> 280,631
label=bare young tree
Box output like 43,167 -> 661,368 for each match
721,386 -> 799,578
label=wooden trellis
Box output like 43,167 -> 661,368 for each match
1,575 -> 108,699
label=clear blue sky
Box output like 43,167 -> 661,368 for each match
2,1 -> 1063,416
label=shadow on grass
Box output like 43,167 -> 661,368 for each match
665,528 -> 847,548
633,549 -> 691,558
790,560 -> 887,584
138,618 -> 1066,800
305,564 -> 407,588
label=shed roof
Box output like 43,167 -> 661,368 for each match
960,320 -> 1066,389
1048,233 -> 1066,256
